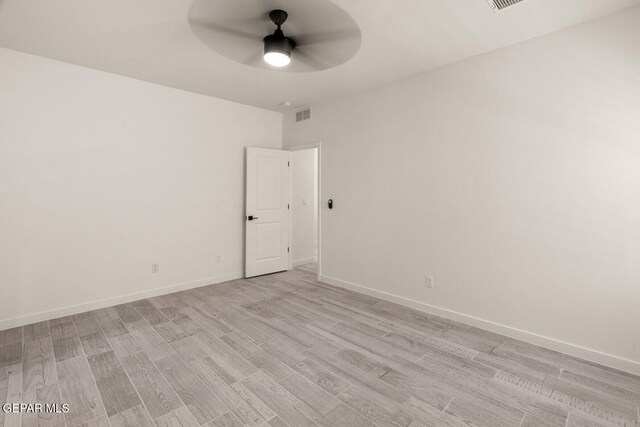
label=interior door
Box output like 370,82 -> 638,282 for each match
245,147 -> 291,278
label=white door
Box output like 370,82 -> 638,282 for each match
245,147 -> 291,278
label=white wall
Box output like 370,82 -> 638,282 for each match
283,8 -> 640,373
291,148 -> 318,266
0,48 -> 282,327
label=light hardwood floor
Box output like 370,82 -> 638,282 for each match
1,265 -> 639,427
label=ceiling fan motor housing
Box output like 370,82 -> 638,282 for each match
263,30 -> 295,56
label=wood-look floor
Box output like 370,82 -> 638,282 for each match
1,263 -> 639,427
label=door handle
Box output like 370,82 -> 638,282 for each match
245,215 -> 259,221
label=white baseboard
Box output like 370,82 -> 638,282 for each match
293,257 -> 318,267
0,272 -> 243,331
320,274 -> 640,376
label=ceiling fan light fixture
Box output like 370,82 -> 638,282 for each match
263,32 -> 295,67
264,51 -> 290,67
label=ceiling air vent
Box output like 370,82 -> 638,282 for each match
296,108 -> 311,122
486,0 -> 525,11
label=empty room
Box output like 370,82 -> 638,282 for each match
1,0 -> 639,426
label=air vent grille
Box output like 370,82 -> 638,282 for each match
296,108 -> 311,122
486,0 -> 524,11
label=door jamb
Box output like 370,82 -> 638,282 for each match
285,142 -> 322,282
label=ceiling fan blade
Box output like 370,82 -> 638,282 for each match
232,13 -> 269,26
294,28 -> 361,47
190,17 -> 263,42
292,48 -> 329,71
237,46 -> 265,68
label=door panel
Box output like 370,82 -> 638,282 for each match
256,223 -> 282,260
245,148 -> 290,277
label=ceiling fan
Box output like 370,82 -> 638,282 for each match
262,9 -> 295,67
188,0 -> 362,72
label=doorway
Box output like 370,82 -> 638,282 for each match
289,145 -> 320,278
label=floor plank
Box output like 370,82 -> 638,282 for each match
78,414 -> 110,427
1,363 -> 23,427
207,412 -> 244,427
190,359 -> 264,426
155,354 -> 226,425
87,350 -> 141,417
108,333 -> 143,360
52,336 -> 82,362
0,343 -> 23,368
326,403 -> 375,427
154,406 -> 200,427
23,322 -> 50,343
73,313 -> 103,338
22,338 -> 57,394
22,382 -> 66,427
335,348 -> 391,378
293,359 -> 351,397
57,355 -> 106,427
337,384 -> 413,427
50,321 -> 76,342
121,351 -> 183,420
113,304 -> 144,324
0,328 -> 23,346
94,309 -> 129,338
127,321 -> 176,361
240,374 -> 317,427
279,372 -> 340,415
109,404 -> 155,427
80,331 -> 111,357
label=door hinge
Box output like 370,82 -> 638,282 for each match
287,247 -> 290,253
288,161 -> 290,167
288,204 -> 290,210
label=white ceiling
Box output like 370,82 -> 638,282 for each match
1,0 -> 638,111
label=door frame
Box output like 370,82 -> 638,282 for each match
286,142 -> 322,282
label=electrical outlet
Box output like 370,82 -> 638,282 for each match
425,275 -> 434,288
152,263 -> 159,274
